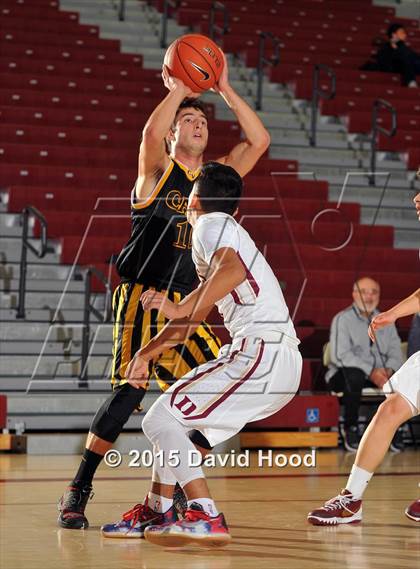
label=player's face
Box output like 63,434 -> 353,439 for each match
352,278 -> 380,313
172,109 -> 208,155
414,192 -> 420,221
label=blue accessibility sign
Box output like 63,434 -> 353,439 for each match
306,408 -> 320,424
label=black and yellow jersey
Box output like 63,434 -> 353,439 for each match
115,158 -> 201,294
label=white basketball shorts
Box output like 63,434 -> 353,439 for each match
383,350 -> 420,415
158,335 -> 303,448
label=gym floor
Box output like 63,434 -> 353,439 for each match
1,450 -> 419,569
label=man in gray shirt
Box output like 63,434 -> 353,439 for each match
326,276 -> 403,451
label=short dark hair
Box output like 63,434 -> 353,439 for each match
173,98 -> 209,127
387,23 -> 404,38
195,162 -> 242,215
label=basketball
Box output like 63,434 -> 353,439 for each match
163,34 -> 224,93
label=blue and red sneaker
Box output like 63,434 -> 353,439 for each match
101,498 -> 178,538
144,502 -> 231,548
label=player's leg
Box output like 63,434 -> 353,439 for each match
142,338 -> 301,547
58,283 -> 149,529
141,402 -> 230,548
100,301 -> 219,537
308,353 -> 419,525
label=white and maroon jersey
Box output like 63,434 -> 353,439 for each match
191,212 -> 299,344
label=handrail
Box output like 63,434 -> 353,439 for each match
369,98 -> 397,186
209,1 -> 229,42
80,266 -> 113,382
118,0 -> 126,21
111,0 -> 126,21
16,206 -> 48,319
309,64 -> 336,147
255,32 -> 280,111
160,0 -> 179,49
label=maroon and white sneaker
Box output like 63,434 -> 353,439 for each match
405,499 -> 420,522
144,502 -> 231,548
307,489 -> 362,526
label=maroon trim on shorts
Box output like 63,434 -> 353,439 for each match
184,339 -> 265,421
170,339 -> 246,408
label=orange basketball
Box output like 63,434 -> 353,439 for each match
164,34 -> 224,93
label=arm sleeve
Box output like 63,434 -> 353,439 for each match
385,324 -> 403,371
330,314 -> 374,376
193,217 -> 239,265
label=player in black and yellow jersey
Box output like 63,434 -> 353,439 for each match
58,52 -> 270,530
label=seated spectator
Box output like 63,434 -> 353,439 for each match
408,313 -> 420,357
326,277 -> 403,451
374,23 -> 420,86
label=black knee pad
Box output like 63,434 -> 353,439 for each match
90,384 -> 146,443
189,429 -> 213,450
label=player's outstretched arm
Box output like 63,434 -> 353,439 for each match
125,247 -> 246,386
136,67 -> 200,201
142,248 -> 246,320
214,52 -> 270,177
368,288 -> 420,341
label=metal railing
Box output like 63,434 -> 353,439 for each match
369,99 -> 397,186
80,266 -> 113,382
16,206 -> 48,319
118,0 -> 126,21
209,2 -> 229,42
160,0 -> 179,48
255,32 -> 280,111
111,0 -> 126,21
309,64 -> 336,147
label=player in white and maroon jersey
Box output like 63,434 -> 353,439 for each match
308,190 -> 420,526
115,162 -> 302,547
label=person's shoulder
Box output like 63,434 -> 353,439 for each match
197,212 -> 237,230
332,305 -> 355,323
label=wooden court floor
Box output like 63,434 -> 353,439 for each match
0,450 -> 419,569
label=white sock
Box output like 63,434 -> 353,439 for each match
346,465 -> 373,499
188,498 -> 218,517
148,491 -> 173,513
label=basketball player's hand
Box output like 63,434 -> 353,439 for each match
368,310 -> 397,341
212,51 -> 229,94
141,290 -> 181,319
125,356 -> 149,389
162,64 -> 200,98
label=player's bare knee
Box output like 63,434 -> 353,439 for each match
377,394 -> 410,425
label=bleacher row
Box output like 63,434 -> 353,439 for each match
0,0 -> 418,437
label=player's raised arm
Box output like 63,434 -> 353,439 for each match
136,67 -> 200,201
368,288 -> 420,341
214,52 -> 271,177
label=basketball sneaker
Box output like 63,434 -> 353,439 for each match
101,498 -> 178,538
405,499 -> 420,522
144,502 -> 231,548
307,489 -> 362,525
57,483 -> 93,529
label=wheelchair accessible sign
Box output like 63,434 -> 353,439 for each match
306,408 -> 320,424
